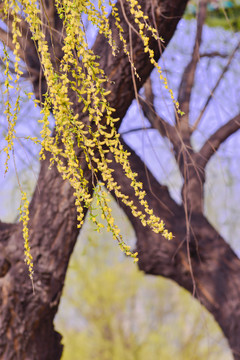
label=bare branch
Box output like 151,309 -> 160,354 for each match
177,0 -> 207,134
140,77 -> 178,146
40,0 -> 56,29
198,113 -> 240,169
141,79 -> 204,215
120,126 -> 153,136
200,51 -> 229,58
191,40 -> 240,133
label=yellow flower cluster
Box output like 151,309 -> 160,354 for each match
18,192 -> 34,281
1,0 -> 175,278
126,0 -> 182,114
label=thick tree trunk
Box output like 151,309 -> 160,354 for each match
1,0 -> 240,359
0,1 -> 189,359
108,145 -> 240,359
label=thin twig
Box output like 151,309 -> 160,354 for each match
177,0 -> 207,133
191,40 -> 240,133
200,51 -> 229,58
120,126 -> 153,136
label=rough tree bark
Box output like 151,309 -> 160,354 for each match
0,1 -> 240,360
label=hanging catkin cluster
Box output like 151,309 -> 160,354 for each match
1,0 -> 178,279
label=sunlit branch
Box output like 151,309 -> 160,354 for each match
198,113 -> 240,169
0,55 -> 28,76
191,40 -> 240,133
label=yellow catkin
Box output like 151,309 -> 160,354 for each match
2,0 -> 176,277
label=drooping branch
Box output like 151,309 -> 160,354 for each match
1,1 -> 240,359
0,1 -> 189,359
38,0 -> 65,70
197,113 -> 240,169
0,27 -> 16,53
93,0 -> 189,123
0,27 -> 37,79
0,4 -> 34,61
0,28 -> 29,77
0,0 -> 64,100
40,0 -> 56,29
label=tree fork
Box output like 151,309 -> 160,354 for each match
0,1 -> 189,359
108,145 -> 240,359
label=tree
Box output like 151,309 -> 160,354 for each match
0,0 -> 240,359
56,202 -> 232,360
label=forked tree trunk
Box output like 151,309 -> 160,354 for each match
1,1 -> 240,360
108,146 -> 240,359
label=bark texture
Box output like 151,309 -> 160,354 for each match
1,1 -> 240,360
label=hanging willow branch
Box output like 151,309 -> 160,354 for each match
1,0 -> 179,278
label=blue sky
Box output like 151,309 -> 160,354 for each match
0,17 -> 240,255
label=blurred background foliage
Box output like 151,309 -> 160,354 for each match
55,195 -> 232,360
186,0 -> 240,30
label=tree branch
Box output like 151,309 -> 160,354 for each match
0,1 -> 190,359
0,1 -> 64,97
0,26 -> 15,48
108,139 -> 240,360
198,113 -> 240,169
93,0 -> 189,123
0,220 -> 14,231
107,138 -> 179,222
140,77 -> 178,146
141,79 -> 205,214
200,51 -> 229,58
40,0 -> 56,29
0,29 -> 29,78
177,0 -> 207,135
191,40 -> 240,133
120,126 -> 153,136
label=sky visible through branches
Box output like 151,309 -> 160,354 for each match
0,18 -> 240,255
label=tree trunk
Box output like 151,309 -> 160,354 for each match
0,1 -> 189,359
1,1 -> 240,360
108,144 -> 240,359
